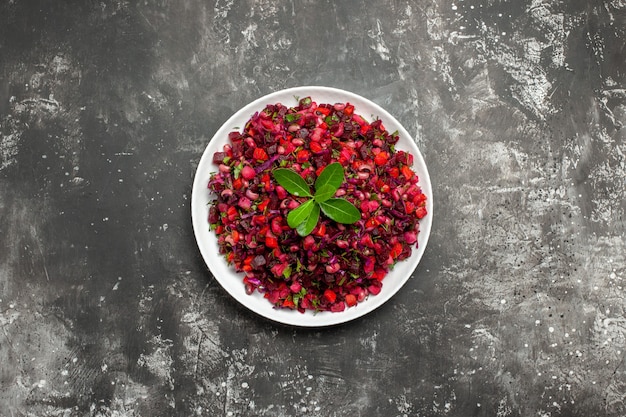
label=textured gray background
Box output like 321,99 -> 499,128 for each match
1,1 -> 625,416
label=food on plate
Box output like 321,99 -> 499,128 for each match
207,96 -> 428,313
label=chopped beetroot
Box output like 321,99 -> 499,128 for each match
207,97 -> 428,313
212,152 -> 227,164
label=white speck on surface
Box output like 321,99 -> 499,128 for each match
368,19 -> 391,61
0,133 -> 20,171
241,23 -> 258,47
137,335 -> 175,390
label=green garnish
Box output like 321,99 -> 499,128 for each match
285,113 -> 301,123
273,162 -> 360,236
272,169 -> 312,198
319,198 -> 361,222
233,161 -> 244,179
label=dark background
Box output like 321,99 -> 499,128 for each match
1,1 -> 625,416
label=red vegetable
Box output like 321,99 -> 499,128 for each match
323,289 -> 337,304
241,165 -> 255,180
256,149 -> 268,161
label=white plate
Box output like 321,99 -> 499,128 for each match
191,86 -> 433,327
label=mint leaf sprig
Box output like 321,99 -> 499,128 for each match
273,162 -> 361,236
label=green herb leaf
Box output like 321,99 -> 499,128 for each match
287,199 -> 315,228
296,202 -> 320,236
314,162 -> 344,195
233,161 -> 243,179
319,198 -> 361,224
282,265 -> 292,279
275,162 -> 359,234
273,168 -> 312,197
293,286 -> 306,307
285,113 -> 301,123
313,183 -> 336,203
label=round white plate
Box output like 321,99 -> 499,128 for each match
191,86 -> 433,327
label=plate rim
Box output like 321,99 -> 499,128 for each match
191,86 -> 433,327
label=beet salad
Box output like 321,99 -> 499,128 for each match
207,96 -> 428,313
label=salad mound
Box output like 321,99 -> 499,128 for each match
207,96 -> 428,313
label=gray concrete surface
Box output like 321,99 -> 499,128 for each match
1,1 -> 625,416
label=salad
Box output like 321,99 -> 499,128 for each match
207,96 -> 428,313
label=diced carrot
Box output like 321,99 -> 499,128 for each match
310,141 -> 323,154
257,198 -> 270,212
265,234 -> 278,249
401,165 -> 414,180
296,150 -> 310,163
416,207 -> 428,219
323,289 -> 337,303
374,151 -> 389,166
390,242 -> 403,259
253,147 -> 268,161
345,294 -> 357,307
